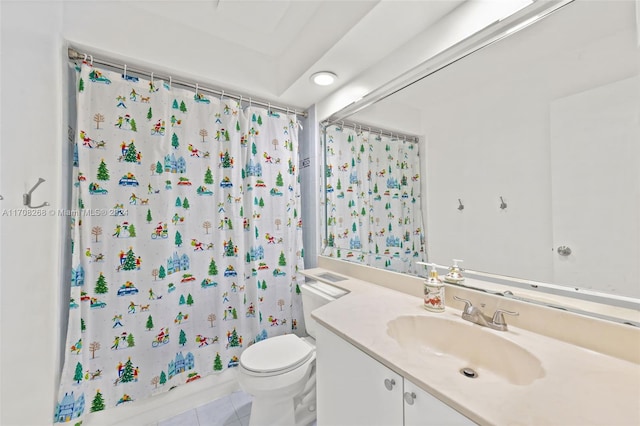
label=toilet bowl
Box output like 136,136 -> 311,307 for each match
237,281 -> 346,426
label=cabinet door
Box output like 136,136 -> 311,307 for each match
316,325 -> 403,426
403,380 -> 476,426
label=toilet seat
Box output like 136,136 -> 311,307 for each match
240,334 -> 314,376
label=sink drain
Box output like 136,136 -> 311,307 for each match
460,367 -> 478,379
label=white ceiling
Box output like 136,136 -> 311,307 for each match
122,0 -> 467,109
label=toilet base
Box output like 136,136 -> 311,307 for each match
249,396 -> 296,426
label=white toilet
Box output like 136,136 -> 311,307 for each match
237,281 -> 346,426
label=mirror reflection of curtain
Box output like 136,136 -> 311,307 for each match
55,63 -> 305,423
323,124 -> 426,274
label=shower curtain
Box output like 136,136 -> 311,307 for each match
55,62 -> 305,423
323,124 -> 426,274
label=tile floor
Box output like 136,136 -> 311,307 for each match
158,390 -> 252,426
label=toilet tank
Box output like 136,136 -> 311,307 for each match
300,281 -> 347,339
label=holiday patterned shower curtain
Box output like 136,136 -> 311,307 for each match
322,124 -> 426,274
55,62 -> 305,423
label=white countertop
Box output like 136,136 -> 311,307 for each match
302,267 -> 640,426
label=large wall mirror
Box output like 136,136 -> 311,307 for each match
321,0 -> 639,321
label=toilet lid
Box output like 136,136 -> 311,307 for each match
240,334 -> 313,374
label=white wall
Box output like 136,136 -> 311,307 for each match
1,2 -> 66,425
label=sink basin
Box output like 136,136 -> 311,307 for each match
387,315 -> 544,385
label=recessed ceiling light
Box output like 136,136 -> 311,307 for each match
311,71 -> 337,86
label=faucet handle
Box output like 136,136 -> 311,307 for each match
491,309 -> 519,327
453,295 -> 473,313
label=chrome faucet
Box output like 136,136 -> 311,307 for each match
453,296 -> 519,331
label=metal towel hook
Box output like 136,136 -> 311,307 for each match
499,196 -> 507,210
24,178 -> 50,209
458,199 -> 464,211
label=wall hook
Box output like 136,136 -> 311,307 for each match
500,196 -> 507,210
23,178 -> 50,209
0,195 -> 3,200
458,199 -> 464,211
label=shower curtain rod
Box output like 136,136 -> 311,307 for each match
321,119 -> 420,143
68,47 -> 308,118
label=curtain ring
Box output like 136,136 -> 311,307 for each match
123,64 -> 127,79
195,83 -> 199,95
220,90 -> 224,101
83,53 -> 87,63
150,72 -> 154,84
89,55 -> 93,66
169,76 -> 172,89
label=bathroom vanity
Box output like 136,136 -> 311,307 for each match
302,261 -> 640,426
316,324 -> 475,425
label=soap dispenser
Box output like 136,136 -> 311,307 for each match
444,259 -> 465,284
420,263 -> 445,313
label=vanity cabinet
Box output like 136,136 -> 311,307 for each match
403,380 -> 475,426
316,325 -> 476,426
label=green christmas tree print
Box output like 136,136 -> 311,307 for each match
213,353 -> 223,371
97,159 -> 110,181
155,161 -> 163,175
124,143 -> 138,162
186,294 -> 194,306
146,315 -> 154,330
159,371 -> 167,385
261,281 -> 267,291
252,142 -> 257,156
126,333 -> 135,347
90,389 -> 105,412
228,329 -> 240,347
78,78 -> 85,92
120,357 -> 135,383
158,266 -> 166,279
179,329 -> 187,346
204,167 -> 214,185
128,224 -> 136,237
147,107 -> 153,121
225,239 -> 235,257
278,251 -> 287,267
208,259 -> 218,276
257,115 -> 262,126
74,362 -> 83,383
221,151 -> 232,168
172,99 -> 179,109
130,118 -> 137,132
175,197 -> 182,207
179,295 -> 186,305
172,133 -> 179,150
175,231 -> 183,247
182,198 -> 190,209
146,209 -> 152,224
275,171 -> 284,187
122,248 -> 137,271
179,101 -> 187,113
81,317 -> 86,332
95,272 -> 108,294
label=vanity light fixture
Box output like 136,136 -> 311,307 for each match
311,71 -> 337,86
